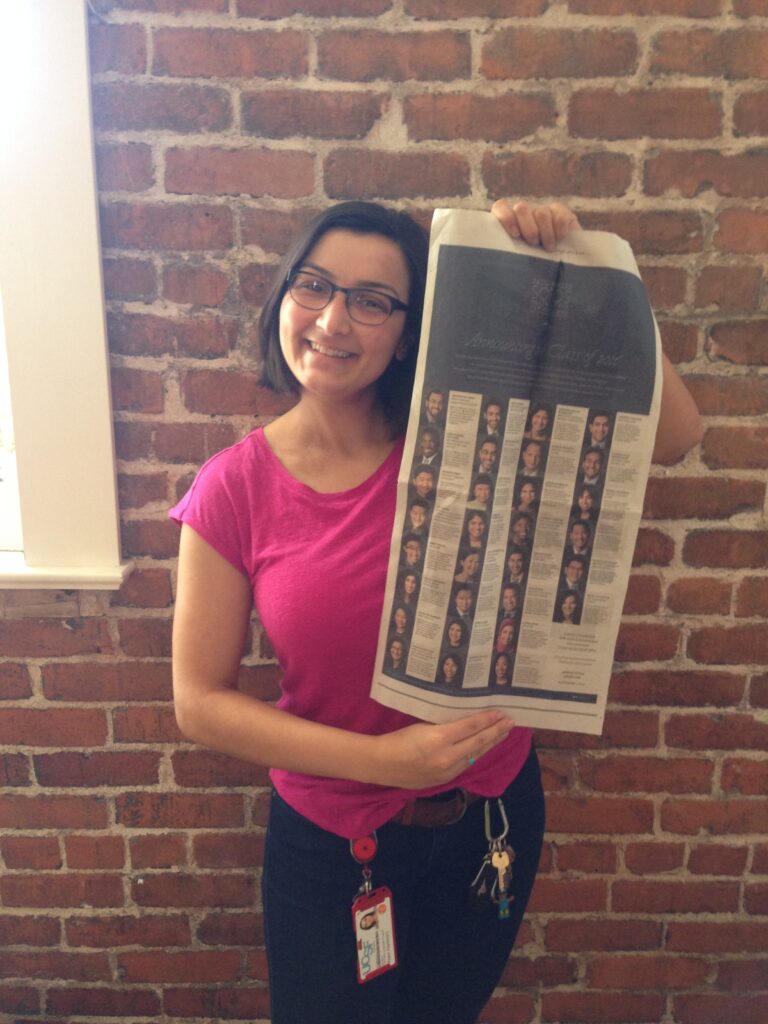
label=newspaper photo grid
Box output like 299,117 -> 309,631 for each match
371,211 -> 661,735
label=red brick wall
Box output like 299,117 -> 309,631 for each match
2,1 -> 767,1021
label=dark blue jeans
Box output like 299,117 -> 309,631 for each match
262,746 -> 545,1024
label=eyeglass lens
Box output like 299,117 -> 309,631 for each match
289,272 -> 395,325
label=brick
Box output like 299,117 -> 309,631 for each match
116,792 -> 244,829
484,150 -> 631,198
545,918 -> 662,952
1,836 -> 62,870
580,211 -> 703,254
709,320 -> 768,364
111,366 -> 164,415
662,798 -> 768,835
614,623 -> 680,662
715,208 -> 768,254
112,569 -> 174,610
684,530 -> 768,568
47,987 -> 160,1017
100,202 -> 234,252
0,986 -> 39,1014
579,755 -> 712,794
34,751 -> 161,787
673,995 -> 768,1024
117,950 -> 241,983
695,264 -> 763,310
651,29 -> 768,78
92,82 -> 231,134
625,841 -> 686,874
0,754 -> 30,788
609,670 -> 745,707
612,879 -> 738,914
0,709 -> 107,748
500,955 -> 577,988
0,874 -> 123,909
193,833 -> 265,869
0,795 -> 107,830
103,257 -> 157,303
0,662 -> 32,699
131,873 -> 254,908
163,985 -> 271,1019
94,143 -> 154,193
688,843 -> 749,875
735,0 -> 768,10
587,954 -> 708,990
0,619 -> 112,658
118,473 -> 168,511
541,991 -> 664,1023
684,374 -> 768,416
702,426 -> 768,469
689,626 -> 768,664
638,264 -> 687,311
243,89 -> 385,139
667,920 -> 768,952
241,207 -> 321,253
239,262 -> 279,306
162,263 -> 230,307
181,369 -> 295,416
172,750 -> 267,788
324,149 -> 469,200
658,320 -> 699,363
752,674 -> 768,709
165,146 -> 314,199
42,662 -> 171,703
482,28 -> 637,79
622,574 -> 661,615
318,31 -> 470,81
406,92 -> 554,143
129,834 -> 187,869
645,149 -> 768,198
65,836 -> 125,870
153,28 -> 308,79
666,577 -> 732,616
121,519 -> 183,560
643,476 -> 763,520
117,617 -> 174,657
527,878 -> 607,913
716,959 -> 768,990
570,89 -> 721,139
736,577 -> 768,617
239,665 -> 283,704
553,841 -> 617,873
406,0 -> 547,14
539,709 -> 659,749
546,795 -> 654,834
240,0 -> 389,12
734,90 -> 768,135
721,756 -> 768,793
197,912 -> 264,946
0,915 -> 60,946
119,421 -> 236,465
88,22 -> 145,74
569,0 -> 720,11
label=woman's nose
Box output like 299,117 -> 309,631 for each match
315,290 -> 351,333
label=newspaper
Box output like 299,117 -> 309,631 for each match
371,210 -> 661,735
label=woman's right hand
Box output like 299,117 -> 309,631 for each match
374,710 -> 515,790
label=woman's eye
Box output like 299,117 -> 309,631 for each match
296,276 -> 329,294
352,291 -> 390,313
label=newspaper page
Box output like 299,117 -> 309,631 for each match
371,210 -> 661,736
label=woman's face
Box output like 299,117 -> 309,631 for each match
499,623 -> 515,647
494,655 -> 510,682
390,640 -> 403,663
443,657 -> 458,682
448,622 -> 462,646
530,408 -> 549,437
403,574 -> 417,594
562,594 -> 577,620
394,608 -> 407,631
279,229 -> 409,403
462,553 -> 480,576
467,515 -> 485,540
519,482 -> 536,507
578,489 -> 594,512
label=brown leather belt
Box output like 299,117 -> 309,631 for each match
390,788 -> 481,828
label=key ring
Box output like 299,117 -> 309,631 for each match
484,797 -> 509,844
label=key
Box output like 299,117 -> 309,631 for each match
491,847 -> 511,894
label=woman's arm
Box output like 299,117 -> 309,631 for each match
172,525 -> 514,790
491,200 -> 703,465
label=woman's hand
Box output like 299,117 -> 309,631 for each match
373,710 -> 515,790
491,199 -> 582,251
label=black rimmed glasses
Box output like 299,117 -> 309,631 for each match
286,270 -> 409,326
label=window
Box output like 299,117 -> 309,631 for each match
0,0 -> 132,588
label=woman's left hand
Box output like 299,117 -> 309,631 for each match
491,199 -> 581,251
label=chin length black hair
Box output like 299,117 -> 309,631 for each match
258,201 -> 430,438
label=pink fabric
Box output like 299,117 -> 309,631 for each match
170,428 -> 532,839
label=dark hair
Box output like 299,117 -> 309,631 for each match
258,201 -> 429,437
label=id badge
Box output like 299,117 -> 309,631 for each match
352,885 -> 398,984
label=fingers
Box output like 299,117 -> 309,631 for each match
444,711 -> 515,769
491,199 -> 582,251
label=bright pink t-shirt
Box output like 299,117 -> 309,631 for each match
170,428 -> 532,839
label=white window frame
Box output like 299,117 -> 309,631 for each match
0,0 -> 132,589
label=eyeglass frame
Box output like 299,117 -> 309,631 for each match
285,268 -> 410,325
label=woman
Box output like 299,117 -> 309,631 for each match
444,617 -> 468,651
396,569 -> 419,607
495,618 -> 517,655
490,652 -> 512,688
523,402 -> 552,441
555,591 -> 582,625
390,604 -> 411,638
572,484 -> 600,524
454,548 -> 482,585
170,198 -> 703,1024
439,652 -> 464,689
385,636 -> 407,675
462,510 -> 488,551
513,478 -> 539,515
